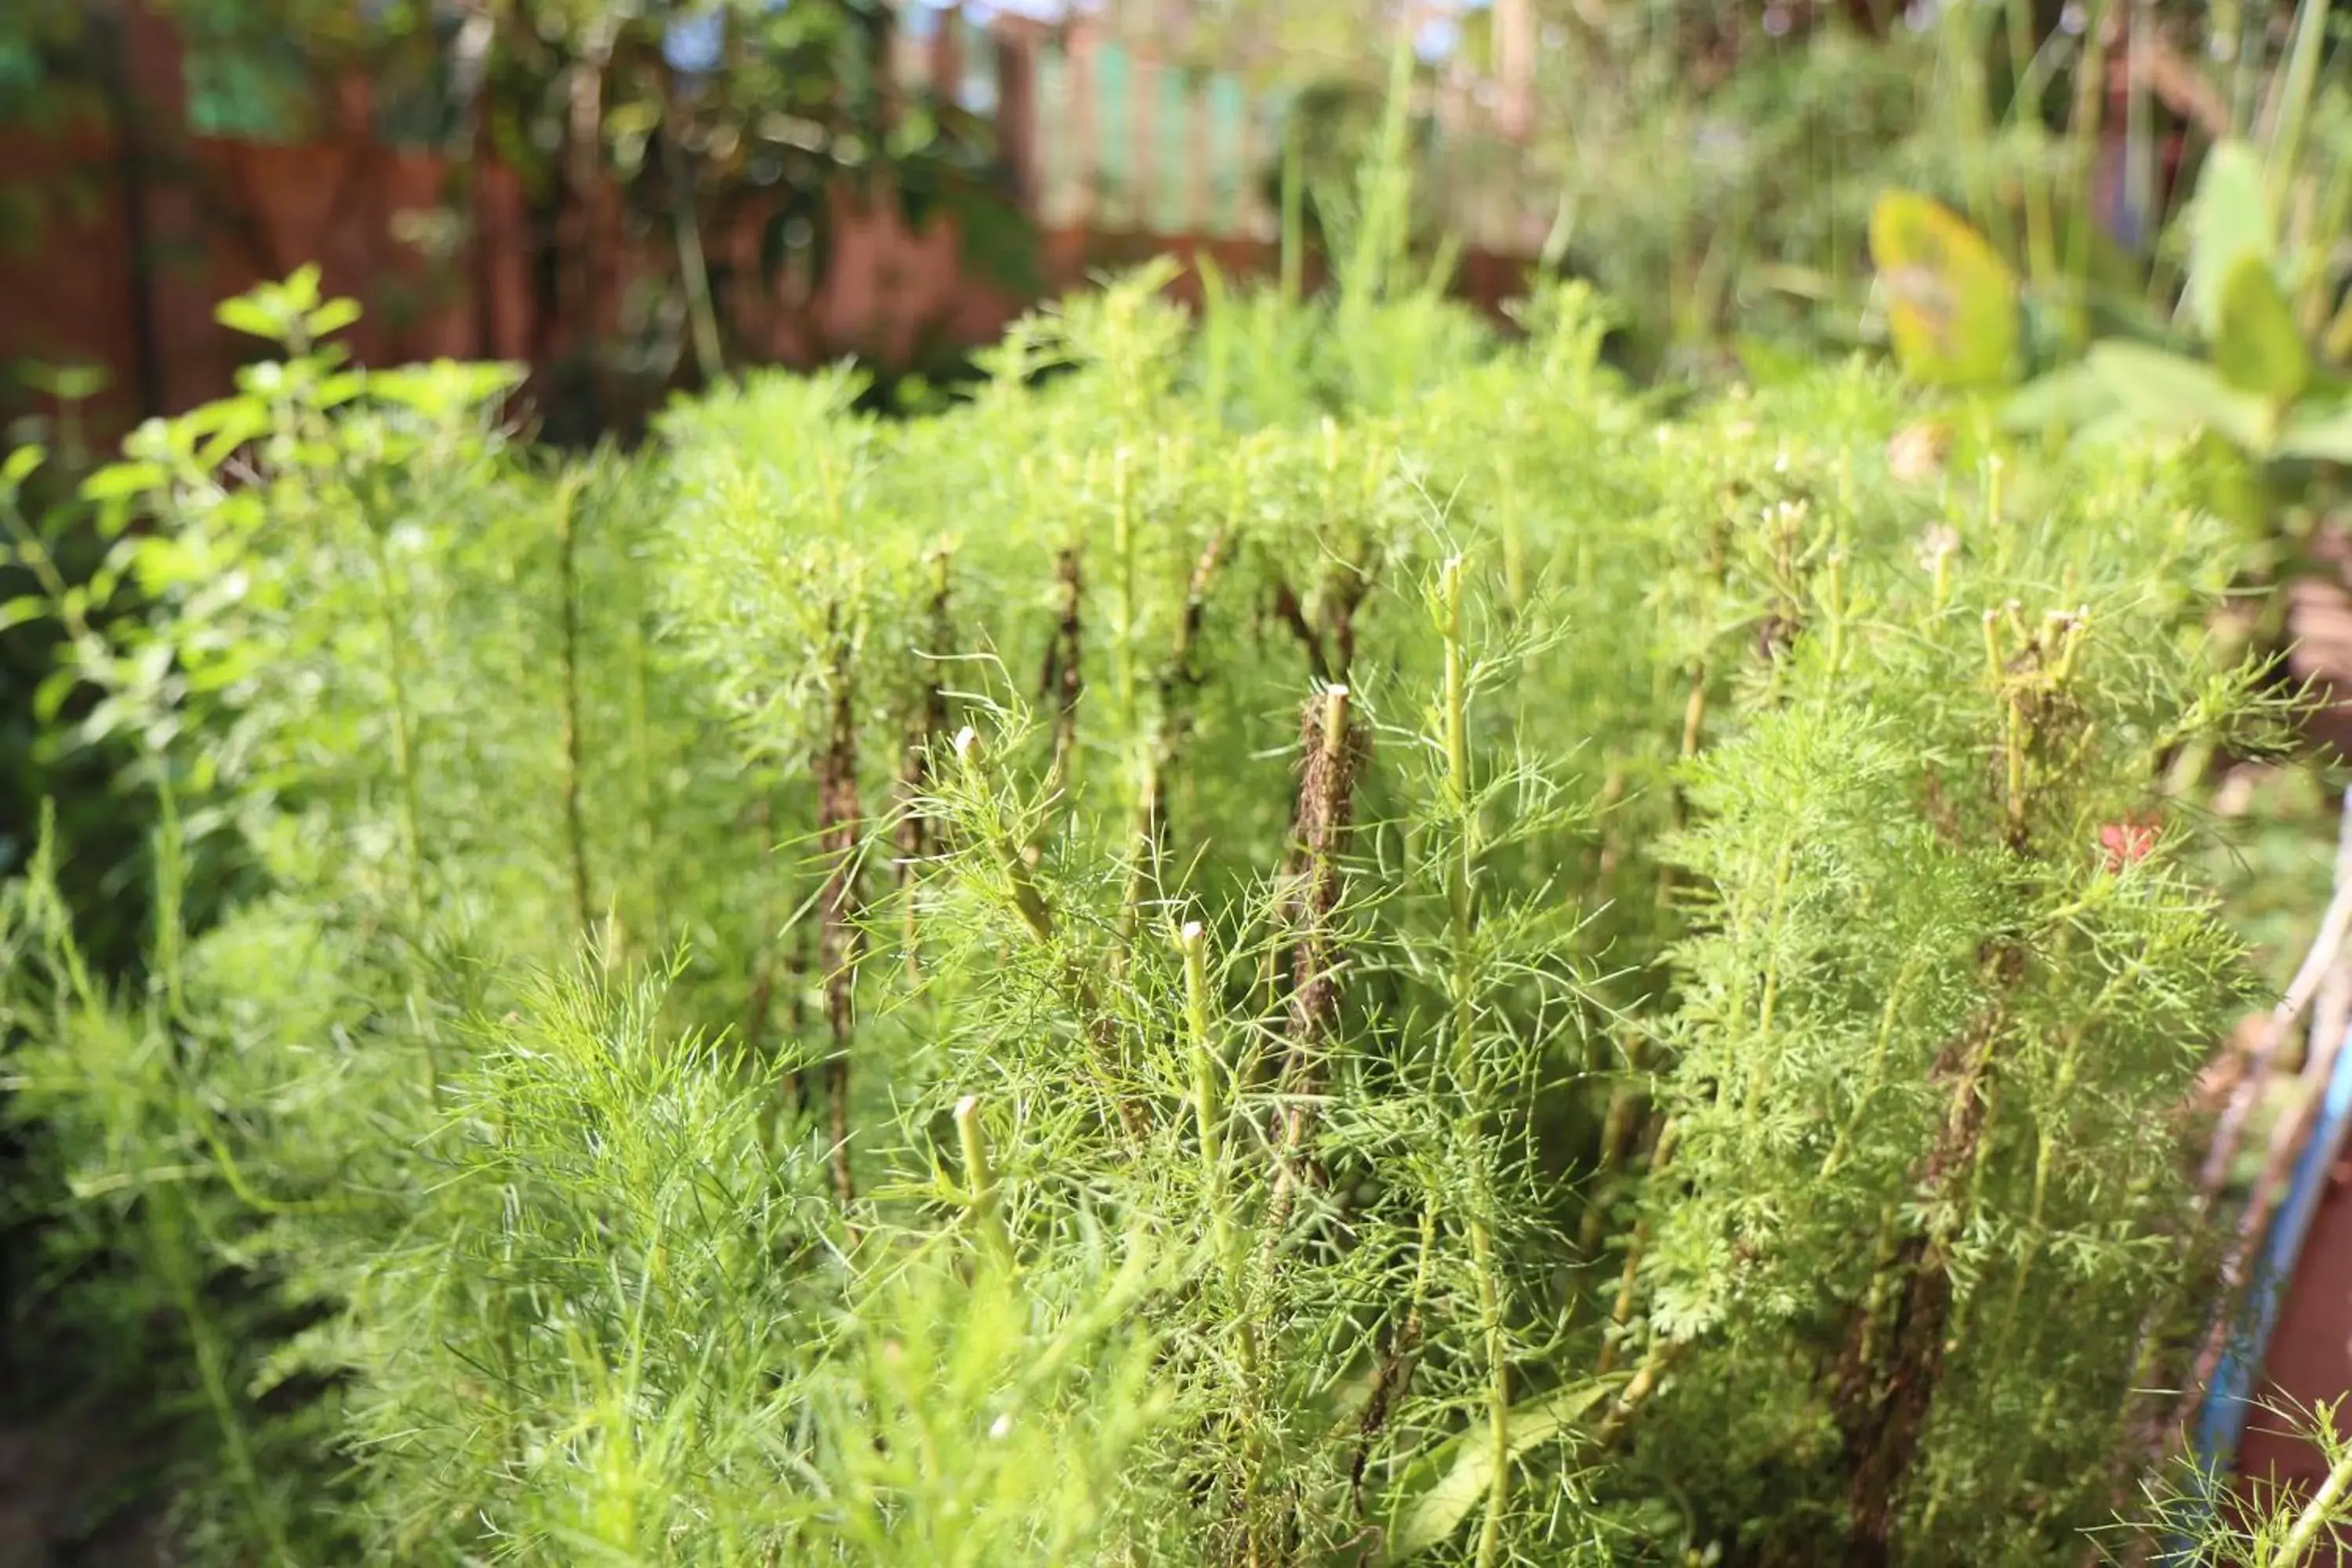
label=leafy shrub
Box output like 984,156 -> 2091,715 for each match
0,259 -> 2316,1566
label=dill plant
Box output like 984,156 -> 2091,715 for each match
0,242 -> 2293,1568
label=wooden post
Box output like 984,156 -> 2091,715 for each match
995,30 -> 1037,213
1494,0 -> 1535,140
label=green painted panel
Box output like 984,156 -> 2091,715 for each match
1094,42 -> 1131,227
1036,45 -> 1080,227
1255,88 -> 1290,240
1207,74 -> 1244,238
1152,65 -> 1189,234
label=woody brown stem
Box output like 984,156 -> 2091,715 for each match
1270,578 -> 1330,684
1595,1336 -> 1682,1449
950,728 -> 1150,1143
1043,546 -> 1084,803
1263,685 -> 1365,1254
1831,612 -> 2075,1557
1579,1033 -> 1649,1258
895,550 -> 955,977
1834,996 -> 2013,1567
1347,1149 -> 1450,1520
1598,1116 -> 1677,1377
1126,527 -> 1229,927
818,630 -> 862,1212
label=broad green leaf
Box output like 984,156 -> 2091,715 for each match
368,360 -> 526,418
216,295 -> 282,340
196,405 -> 270,471
32,663 -> 75,724
1733,333 -> 1816,390
1386,1379 -> 1621,1560
79,460 -> 168,503
2073,408 -> 2152,447
1868,191 -> 2020,389
1999,360 -> 2116,434
2213,253 -> 2309,402
605,97 -> 663,140
26,362 -> 107,401
307,297 -> 362,339
180,395 -> 259,436
317,371 -> 365,409
2086,342 -> 2274,454
284,263 -> 321,312
2275,400 -> 2352,463
54,364 -> 107,400
0,594 -> 46,632
2,444 -> 42,488
2187,140 -> 2274,339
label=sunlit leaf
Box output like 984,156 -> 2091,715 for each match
216,295 -> 283,340
1386,1380 -> 1621,1560
307,297 -> 362,339
1868,191 -> 2019,389
2187,140 -> 2275,340
196,405 -> 270,471
2275,400 -> 2352,463
1999,360 -> 2117,434
79,460 -> 168,502
25,361 -> 107,401
31,663 -> 75,723
2212,253 -> 2308,402
1734,333 -> 1816,390
2086,342 -> 2274,454
284,264 -> 321,313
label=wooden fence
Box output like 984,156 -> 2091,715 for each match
1,2 -> 1550,445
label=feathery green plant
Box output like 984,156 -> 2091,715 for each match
0,229 -> 2294,1568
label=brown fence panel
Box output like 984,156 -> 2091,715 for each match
3,4 -> 1550,447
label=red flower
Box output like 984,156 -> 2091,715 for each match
2099,817 -> 2159,868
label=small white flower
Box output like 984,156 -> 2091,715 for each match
1917,524 -> 1960,573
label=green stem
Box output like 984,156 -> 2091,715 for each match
151,1186 -> 294,1566
955,1094 -> 1013,1268
1740,838 -> 1798,1129
1179,920 -> 1234,1278
1279,113 -> 1304,308
1112,447 -> 1136,724
2274,1451 -> 2352,1566
1945,0 -> 2016,264
1439,556 -> 1511,1568
1473,1212 -> 1509,1568
664,124 -> 726,384
2004,0 -> 2059,296
2265,0 -> 2334,211
1820,953 -> 1921,1181
360,485 -> 438,1102
555,476 -> 593,934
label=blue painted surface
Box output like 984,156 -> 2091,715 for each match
662,9 -> 727,76
2179,1018 -> 2352,1553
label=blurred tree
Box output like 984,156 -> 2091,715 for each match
137,0 -> 1036,429
0,8 -> 113,256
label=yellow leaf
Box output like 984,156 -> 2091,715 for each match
1869,191 -> 2020,390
